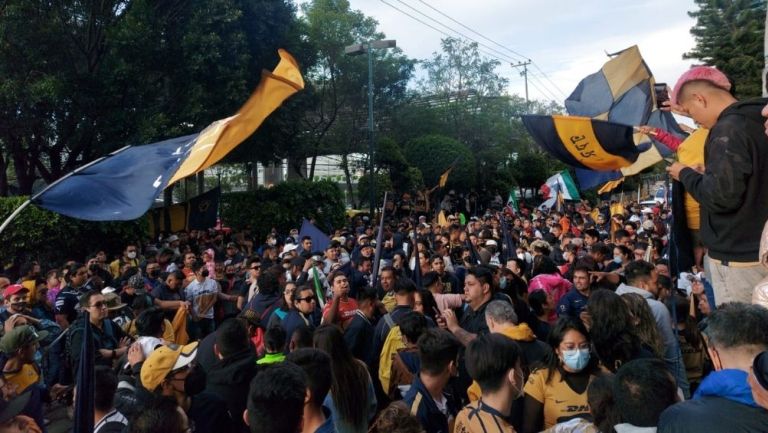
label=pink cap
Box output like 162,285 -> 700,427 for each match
671,66 -> 731,105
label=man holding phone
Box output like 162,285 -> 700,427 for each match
666,66 -> 768,305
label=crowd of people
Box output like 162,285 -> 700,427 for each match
0,69 -> 766,433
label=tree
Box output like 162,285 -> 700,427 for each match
297,0 -> 414,191
0,0 -> 303,195
684,0 -> 766,98
403,134 -> 475,190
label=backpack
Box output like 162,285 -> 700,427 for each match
377,314 -> 405,394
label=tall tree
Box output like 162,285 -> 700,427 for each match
0,0 -> 302,195
299,0 -> 414,194
684,0 -> 766,98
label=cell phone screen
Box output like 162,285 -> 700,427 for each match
655,83 -> 669,109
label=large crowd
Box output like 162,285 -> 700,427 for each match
0,68 -> 767,433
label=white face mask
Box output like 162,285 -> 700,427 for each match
127,251 -> 137,259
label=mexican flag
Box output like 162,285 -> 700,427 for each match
506,191 -> 519,214
541,171 -> 580,201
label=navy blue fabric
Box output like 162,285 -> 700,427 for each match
299,219 -> 331,253
33,134 -> 198,221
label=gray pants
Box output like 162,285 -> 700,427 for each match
705,255 -> 768,305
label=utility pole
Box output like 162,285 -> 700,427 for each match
345,39 -> 396,216
512,60 -> 532,112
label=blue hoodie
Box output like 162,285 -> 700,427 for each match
693,369 -> 757,407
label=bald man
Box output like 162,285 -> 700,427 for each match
667,66 -> 768,305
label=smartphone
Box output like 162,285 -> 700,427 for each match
654,83 -> 669,109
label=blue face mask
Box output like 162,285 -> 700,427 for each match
499,277 -> 507,290
613,255 -> 623,264
562,349 -> 590,372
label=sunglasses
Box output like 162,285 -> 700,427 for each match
296,296 -> 316,303
90,301 -> 107,309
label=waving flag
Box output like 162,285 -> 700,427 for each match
505,190 -> 519,214
563,46 -> 683,192
542,171 -> 581,201
299,218 -> 331,253
437,157 -> 461,188
30,49 -> 304,222
522,115 -> 650,170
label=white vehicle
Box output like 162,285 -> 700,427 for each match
639,188 -> 669,207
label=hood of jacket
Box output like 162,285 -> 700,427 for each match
694,369 -> 758,407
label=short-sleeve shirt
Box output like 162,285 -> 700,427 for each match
460,300 -> 491,336
184,278 -> 219,320
524,368 -> 590,429
3,363 -> 40,394
454,399 -> 515,433
322,297 -> 358,328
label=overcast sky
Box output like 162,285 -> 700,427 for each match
346,0 -> 699,103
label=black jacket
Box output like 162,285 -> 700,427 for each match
658,395 -> 768,433
205,348 -> 258,433
679,98 -> 768,261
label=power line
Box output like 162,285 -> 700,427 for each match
379,0 -> 561,102
391,0 -> 521,64
413,0 -> 530,62
527,70 -> 563,101
531,64 -> 568,98
405,0 -> 568,99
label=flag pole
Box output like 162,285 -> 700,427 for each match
370,191 -> 389,289
0,145 -> 132,237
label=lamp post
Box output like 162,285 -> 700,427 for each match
345,39 -> 396,217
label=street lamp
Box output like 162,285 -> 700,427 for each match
345,39 -> 396,216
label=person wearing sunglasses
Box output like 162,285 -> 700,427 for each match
279,286 -> 319,352
68,291 -> 132,370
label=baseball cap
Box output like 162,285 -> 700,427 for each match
140,341 -> 199,392
3,285 -> 28,298
226,242 -> 238,249
671,66 -> 732,105
0,392 -> 31,424
0,325 -> 49,353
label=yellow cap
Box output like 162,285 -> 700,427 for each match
140,341 -> 199,392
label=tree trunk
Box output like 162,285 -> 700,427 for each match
0,153 -> 8,197
341,153 -> 356,208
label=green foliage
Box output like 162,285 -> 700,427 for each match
0,197 -> 147,268
403,135 -> 475,189
0,0 -> 303,194
357,173 -> 394,208
685,0 -> 766,98
510,151 -> 550,189
221,180 -> 345,240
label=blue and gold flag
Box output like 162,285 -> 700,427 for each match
32,50 -> 303,221
521,115 -> 652,171
563,46 -> 681,192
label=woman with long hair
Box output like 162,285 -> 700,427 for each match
587,289 -> 653,373
621,292 -> 664,357
414,289 -> 439,324
522,317 -> 597,433
313,324 -> 376,433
